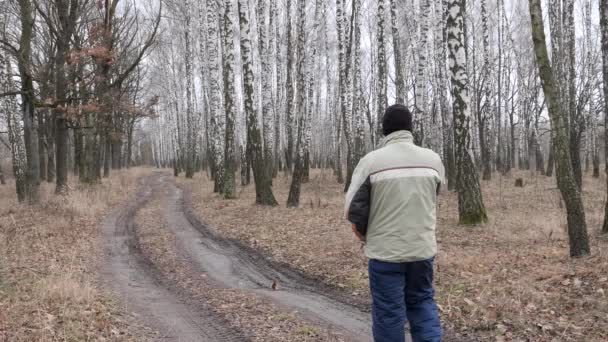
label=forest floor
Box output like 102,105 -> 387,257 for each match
3,167 -> 607,341
181,169 -> 608,342
0,169 -> 154,341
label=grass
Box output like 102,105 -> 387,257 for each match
182,169 -> 608,341
0,168 -> 150,342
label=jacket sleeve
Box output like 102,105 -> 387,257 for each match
347,176 -> 371,238
344,159 -> 371,238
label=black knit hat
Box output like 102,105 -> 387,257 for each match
382,104 -> 412,136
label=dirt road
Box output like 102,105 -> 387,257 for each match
99,175 -> 243,341
100,173 -> 412,341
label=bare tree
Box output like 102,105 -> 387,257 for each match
600,0 -> 608,234
221,0 -> 237,199
529,0 -> 590,257
447,0 -> 488,225
237,0 -> 278,206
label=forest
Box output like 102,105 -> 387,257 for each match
1,0 -> 608,341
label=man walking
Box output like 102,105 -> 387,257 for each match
345,105 -> 443,342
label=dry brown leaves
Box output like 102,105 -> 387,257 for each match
181,170 -> 608,342
0,168 -> 152,342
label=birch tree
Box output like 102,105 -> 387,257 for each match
447,0 -> 488,224
221,0 -> 237,198
479,0 -> 492,180
0,48 -> 27,202
375,0 -> 388,141
184,0 -> 195,178
287,0 -> 308,207
529,0 -> 590,257
600,0 -> 608,234
564,0 -> 584,189
237,0 -> 278,206
390,0 -> 405,104
257,0 -> 275,178
414,0 -> 430,146
434,0 -> 456,190
284,0 -> 295,171
206,0 -> 225,192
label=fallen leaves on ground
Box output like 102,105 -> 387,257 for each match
181,170 -> 608,342
0,169 -> 153,341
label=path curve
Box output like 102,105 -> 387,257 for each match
100,172 -> 415,341
159,174 -> 393,342
99,174 -> 243,341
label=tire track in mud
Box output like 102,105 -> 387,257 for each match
102,172 -> 415,341
158,174 -> 378,342
99,174 -> 245,341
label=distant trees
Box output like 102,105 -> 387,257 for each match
0,0 -> 161,202
3,0 -> 607,251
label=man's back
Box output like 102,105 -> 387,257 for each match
346,130 -> 444,262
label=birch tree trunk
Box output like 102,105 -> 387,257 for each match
435,0 -> 455,190
184,0 -> 195,178
389,0 -> 405,104
221,0 -> 237,199
352,0 -> 364,165
600,0 -> 608,234
529,0 -> 590,257
414,0 -> 430,146
257,0 -> 275,180
375,0 -> 388,141
480,0 -> 492,180
447,0 -> 487,225
285,0 -> 295,171
336,0 -> 356,190
564,0 -> 583,189
237,0 -> 278,206
206,0 -> 225,192
287,0 -> 310,207
0,51 -> 27,201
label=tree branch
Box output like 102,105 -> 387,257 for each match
32,0 -> 59,39
0,38 -> 19,55
110,2 -> 162,89
0,135 -> 10,150
0,90 -> 27,97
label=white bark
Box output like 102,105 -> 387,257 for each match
206,0 -> 225,187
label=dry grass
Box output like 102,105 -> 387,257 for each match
134,184 -> 345,342
0,168 -> 151,342
182,169 -> 608,342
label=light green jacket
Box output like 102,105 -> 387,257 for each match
345,131 -> 445,262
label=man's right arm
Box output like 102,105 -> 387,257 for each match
344,158 -> 371,241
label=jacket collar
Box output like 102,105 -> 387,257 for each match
379,130 -> 414,148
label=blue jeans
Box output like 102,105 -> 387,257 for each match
369,258 -> 442,342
